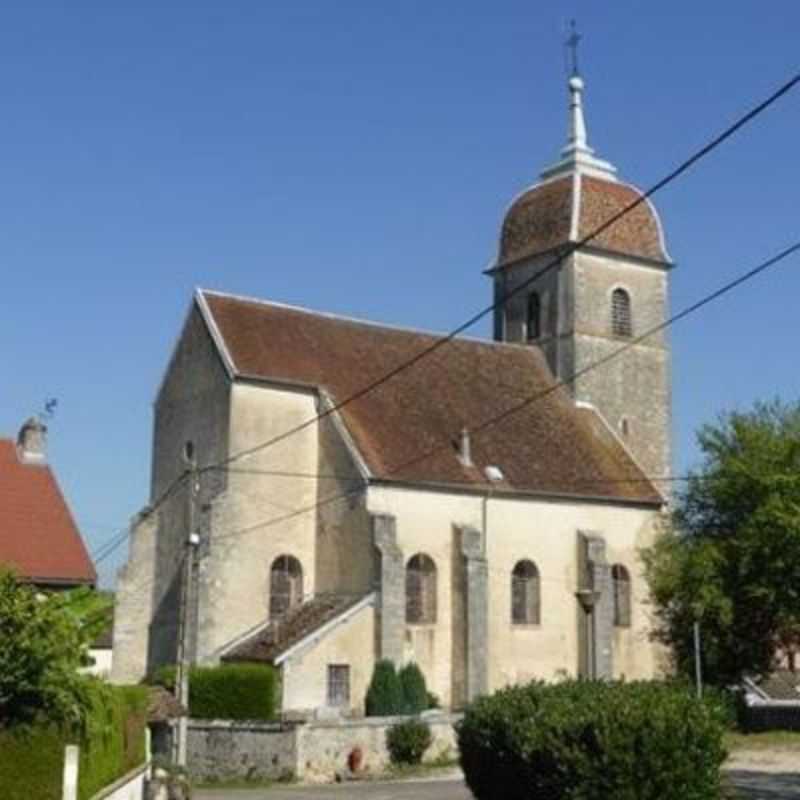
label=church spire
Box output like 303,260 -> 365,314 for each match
540,23 -> 617,181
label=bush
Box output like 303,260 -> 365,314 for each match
399,663 -> 429,714
0,683 -> 148,800
386,719 -> 432,765
365,660 -> 404,716
146,663 -> 177,691
189,663 -> 279,721
457,680 -> 727,800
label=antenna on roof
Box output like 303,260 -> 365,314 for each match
39,398 -> 58,423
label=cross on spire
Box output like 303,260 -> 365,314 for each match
565,19 -> 582,77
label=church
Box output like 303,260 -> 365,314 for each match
112,69 -> 673,714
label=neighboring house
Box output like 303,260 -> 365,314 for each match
86,606 -> 115,678
0,417 -> 96,589
113,70 -> 673,715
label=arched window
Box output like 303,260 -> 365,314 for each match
270,555 -> 303,618
611,288 -> 632,338
406,554 -> 437,624
511,560 -> 540,625
526,292 -> 541,341
612,564 -> 631,627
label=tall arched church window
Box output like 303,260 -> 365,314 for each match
611,288 -> 632,338
526,292 -> 541,341
406,554 -> 437,624
612,564 -> 631,627
270,555 -> 303,618
511,560 -> 541,624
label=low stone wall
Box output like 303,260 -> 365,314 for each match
182,712 -> 462,783
186,720 -> 297,782
741,702 -> 800,732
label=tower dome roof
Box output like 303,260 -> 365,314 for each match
497,173 -> 670,267
495,71 -> 670,268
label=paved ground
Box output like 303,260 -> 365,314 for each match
196,767 -> 800,800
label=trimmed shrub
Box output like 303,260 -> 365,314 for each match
457,680 -> 727,800
399,662 -> 429,714
189,663 -> 279,721
0,683 -> 149,800
365,660 -> 404,717
386,719 -> 432,765
146,663 -> 177,691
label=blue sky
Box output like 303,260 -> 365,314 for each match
2,1 -> 799,585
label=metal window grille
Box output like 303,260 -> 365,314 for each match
406,554 -> 437,624
327,664 -> 350,707
526,293 -> 541,341
611,288 -> 632,337
612,564 -> 631,627
511,561 -> 540,624
269,555 -> 303,618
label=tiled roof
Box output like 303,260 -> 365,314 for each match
222,594 -> 367,664
201,291 -> 662,505
498,173 -> 669,266
754,671 -> 800,701
0,439 -> 95,585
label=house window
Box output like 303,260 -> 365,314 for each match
611,288 -> 632,338
269,555 -> 303,618
612,564 -> 631,627
526,292 -> 541,341
511,560 -> 540,625
327,664 -> 350,707
406,553 -> 437,624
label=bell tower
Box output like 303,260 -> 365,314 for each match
488,61 -> 673,485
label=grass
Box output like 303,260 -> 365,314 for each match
725,730 -> 800,751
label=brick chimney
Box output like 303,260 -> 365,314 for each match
17,417 -> 47,465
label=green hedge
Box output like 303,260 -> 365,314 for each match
457,680 -> 727,800
0,683 -> 148,800
189,663 -> 279,720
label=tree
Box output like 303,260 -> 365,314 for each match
365,660 -> 404,716
0,570 -> 95,728
398,662 -> 428,714
643,400 -> 800,686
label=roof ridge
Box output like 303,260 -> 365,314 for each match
198,287 -> 535,354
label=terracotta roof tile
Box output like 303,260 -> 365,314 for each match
222,594 -> 367,664
202,292 -> 661,505
0,440 -> 95,585
498,174 -> 668,266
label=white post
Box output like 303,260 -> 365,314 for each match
62,745 -> 79,800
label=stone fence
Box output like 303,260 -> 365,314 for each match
177,712 -> 462,783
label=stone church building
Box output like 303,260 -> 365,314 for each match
113,72 -> 673,714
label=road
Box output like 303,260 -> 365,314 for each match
196,768 -> 800,800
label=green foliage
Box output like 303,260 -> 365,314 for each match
426,691 -> 440,710
0,569 -> 93,728
59,587 -> 115,645
78,683 -> 149,800
365,660 -> 404,717
189,663 -> 279,720
386,719 -> 432,765
0,684 -> 148,800
642,400 -> 800,685
398,663 -> 428,714
0,725 -> 64,800
457,680 -> 727,800
146,663 -> 178,691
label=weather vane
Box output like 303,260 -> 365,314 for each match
565,19 -> 582,78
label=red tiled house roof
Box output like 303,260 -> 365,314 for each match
0,439 -> 96,585
198,290 -> 662,506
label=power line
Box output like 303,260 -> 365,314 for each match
210,237 -> 800,543
215,70 -> 800,471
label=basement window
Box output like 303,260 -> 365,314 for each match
327,664 -> 350,707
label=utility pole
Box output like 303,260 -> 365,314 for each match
693,620 -> 703,699
174,442 -> 200,767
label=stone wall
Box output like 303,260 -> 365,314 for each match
180,713 -> 461,784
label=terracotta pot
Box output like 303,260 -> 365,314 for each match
348,746 -> 364,773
